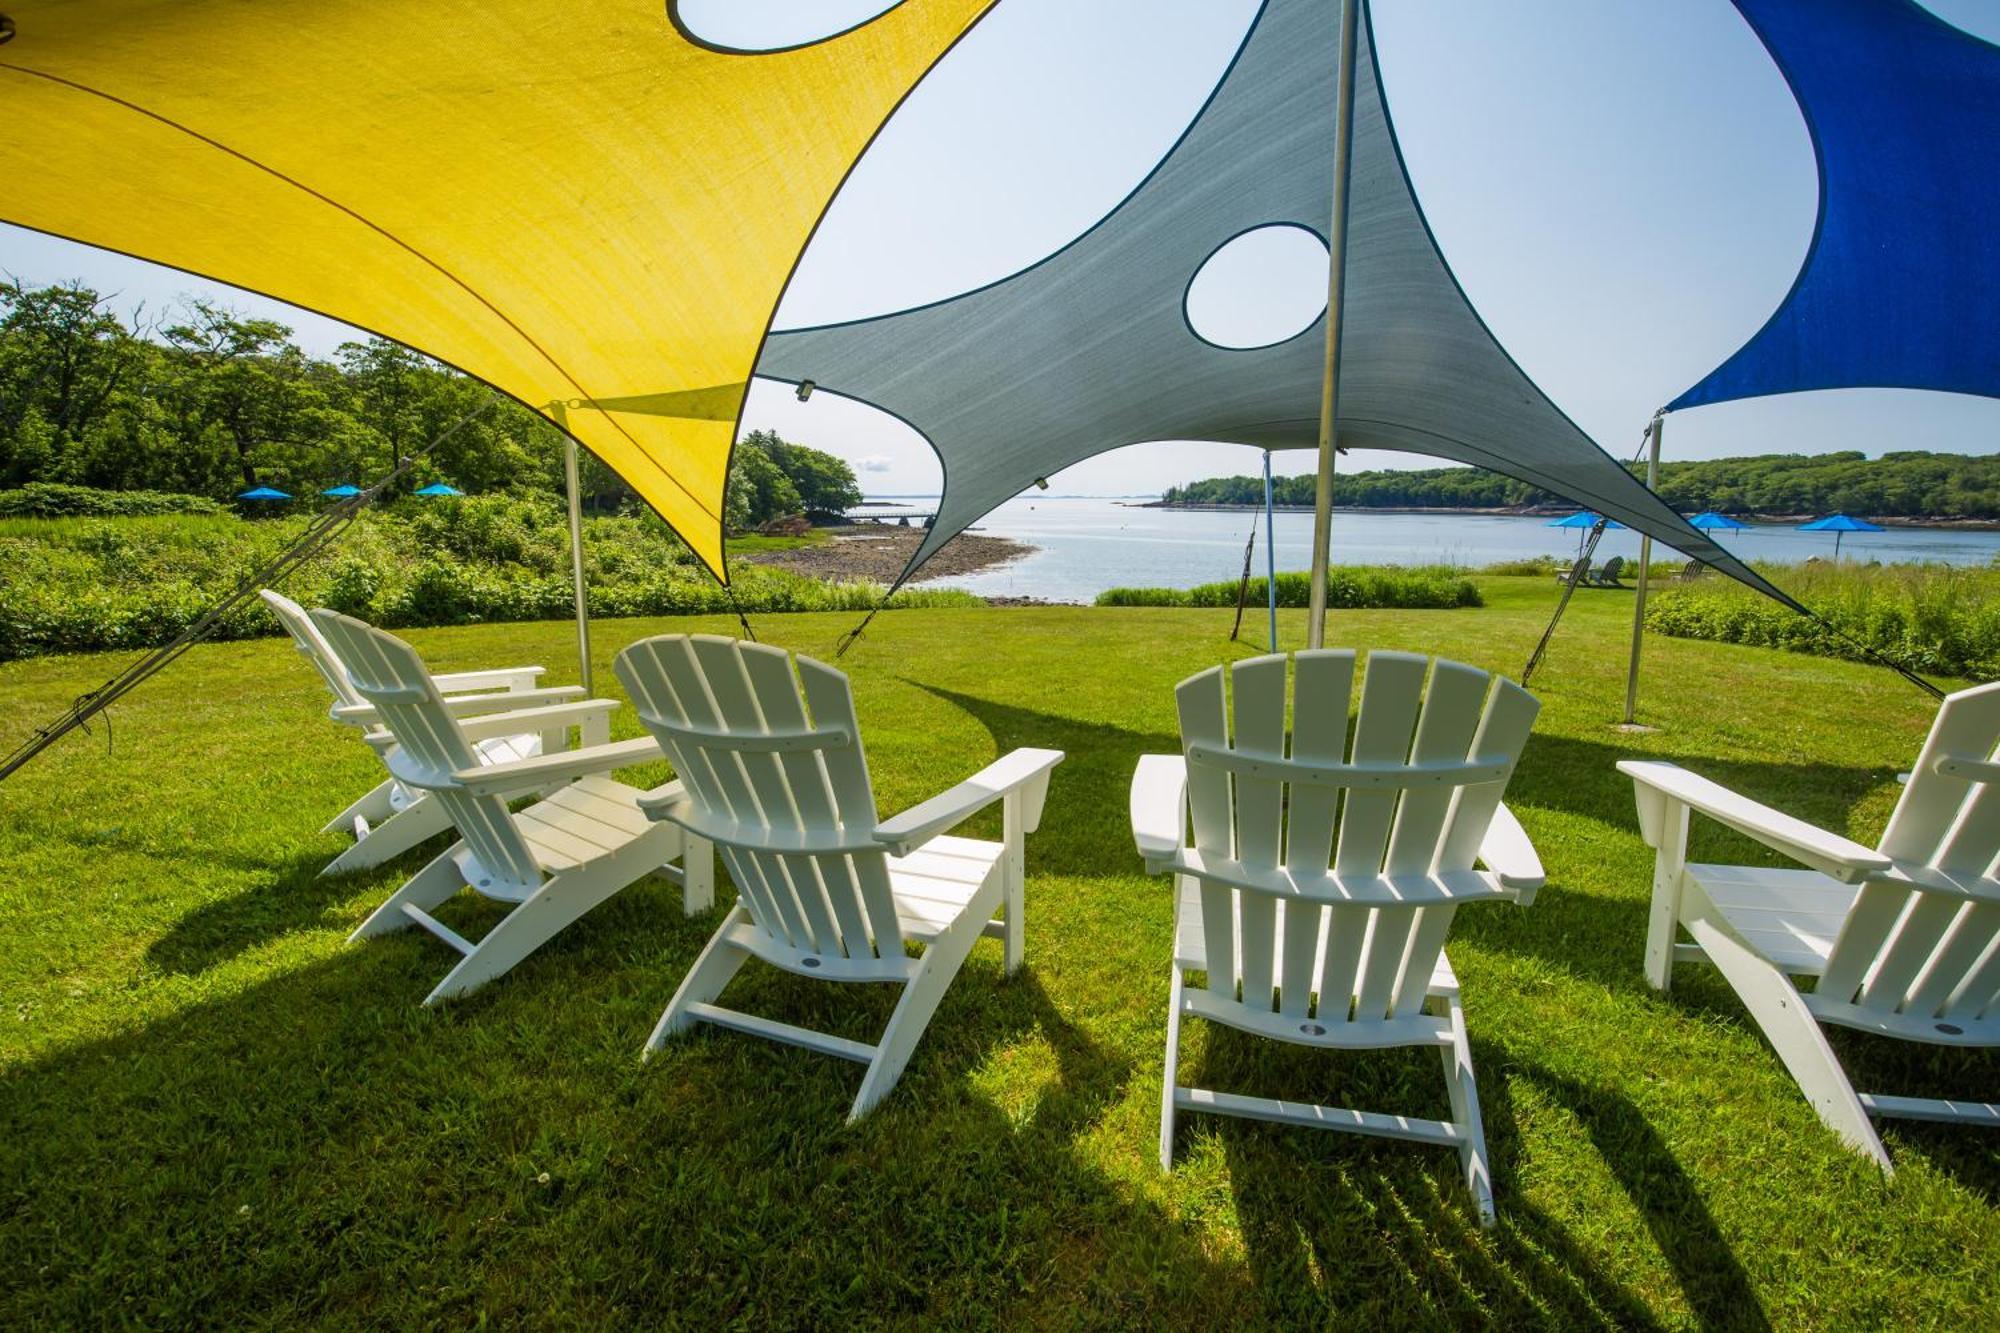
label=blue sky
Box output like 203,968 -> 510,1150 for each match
5,0 -> 1996,496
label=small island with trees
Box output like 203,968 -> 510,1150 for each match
1153,451 -> 2000,525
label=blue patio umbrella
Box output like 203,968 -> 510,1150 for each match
1688,511 -> 1747,531
1798,512 -> 1883,559
1545,511 -> 1627,530
413,482 -> 464,497
1547,510 -> 1625,554
236,485 -> 291,501
321,483 -> 362,498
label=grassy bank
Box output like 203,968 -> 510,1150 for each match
0,584 -> 1992,1326
1647,559 -> 2000,681
0,499 -> 974,662
1097,565 -> 1481,610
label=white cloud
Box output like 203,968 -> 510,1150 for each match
860,454 -> 893,473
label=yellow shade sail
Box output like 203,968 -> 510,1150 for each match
0,1 -> 990,573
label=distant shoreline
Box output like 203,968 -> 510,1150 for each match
1135,501 -> 2000,531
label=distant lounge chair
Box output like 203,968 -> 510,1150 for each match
1555,557 -> 1595,586
1131,650 -> 1545,1226
1586,556 -> 1627,587
1673,560 -> 1708,583
1620,680 -> 2000,1169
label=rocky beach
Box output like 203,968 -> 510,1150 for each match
741,524 -> 1033,584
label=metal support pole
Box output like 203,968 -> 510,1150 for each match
1306,0 -> 1360,650
1263,450 -> 1279,653
553,404 -> 594,695
1622,412 -> 1663,726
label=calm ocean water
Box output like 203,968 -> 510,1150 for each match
850,497 -> 2000,604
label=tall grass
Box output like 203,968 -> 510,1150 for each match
0,498 -> 977,661
1096,565 -> 1481,610
1646,560 -> 2000,681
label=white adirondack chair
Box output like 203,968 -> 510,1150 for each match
1621,679 -> 2000,1169
311,610 -> 714,1005
613,633 -> 1064,1120
1131,650 -> 1544,1225
261,589 -> 586,875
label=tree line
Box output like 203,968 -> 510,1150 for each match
0,280 -> 857,531
1161,449 -> 2000,519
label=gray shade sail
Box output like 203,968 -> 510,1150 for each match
759,0 -> 1794,608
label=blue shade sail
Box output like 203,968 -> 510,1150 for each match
1672,0 -> 2000,410
1689,511 -> 1749,531
413,483 -> 464,497
321,484 -> 363,498
237,486 -> 292,500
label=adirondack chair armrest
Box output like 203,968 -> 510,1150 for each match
454,698 -> 620,744
874,747 -> 1065,856
331,685 -> 587,726
1478,802 -> 1544,903
428,665 -> 546,693
450,735 -> 663,796
1129,753 -> 1188,873
1617,759 -> 1892,882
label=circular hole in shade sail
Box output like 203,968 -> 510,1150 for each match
672,0 -> 907,53
1184,224 -> 1330,350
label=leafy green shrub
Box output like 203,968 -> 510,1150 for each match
0,498 -> 981,662
1097,565 -> 1481,611
1646,561 -> 2000,682
1480,555 -> 1565,577
0,482 -> 226,518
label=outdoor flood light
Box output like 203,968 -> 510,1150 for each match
1033,477 -> 1049,490
796,379 -> 814,402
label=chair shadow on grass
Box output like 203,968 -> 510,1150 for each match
142,837 -> 414,976
1198,1032 -> 1771,1330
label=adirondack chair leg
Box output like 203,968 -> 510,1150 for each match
319,796 -> 456,876
426,842 -> 661,1005
1681,883 -> 1892,1171
646,905 -> 754,1055
1001,790 -> 1026,976
350,846 -> 467,941
850,873 -> 1005,1121
1437,986 -> 1495,1227
1644,800 -> 1692,992
680,835 -> 715,916
323,778 -> 400,836
1159,968 -> 1186,1171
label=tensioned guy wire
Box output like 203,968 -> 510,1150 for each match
0,393 -> 504,784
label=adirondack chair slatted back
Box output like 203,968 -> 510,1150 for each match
1821,681 -> 2000,1023
311,611 -> 544,894
260,589 -> 368,716
1177,650 -> 1537,1023
616,634 -> 902,962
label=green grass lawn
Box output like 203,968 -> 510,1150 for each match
1,580 -> 1994,1327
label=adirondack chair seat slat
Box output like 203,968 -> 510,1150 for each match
1137,649 -> 1542,1228
309,610 -> 715,1005
616,633 -> 1063,1121
1623,678 -> 2000,1169
1685,864 -> 1856,975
